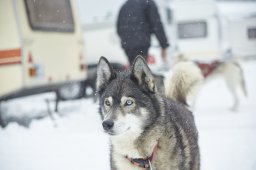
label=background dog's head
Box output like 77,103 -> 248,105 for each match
96,56 -> 162,136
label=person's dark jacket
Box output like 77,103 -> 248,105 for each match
117,0 -> 169,50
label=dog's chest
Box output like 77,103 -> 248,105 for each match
111,133 -> 157,169
111,142 -> 175,170
111,135 -> 142,158
111,138 -> 144,170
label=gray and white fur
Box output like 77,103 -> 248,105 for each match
96,56 -> 200,170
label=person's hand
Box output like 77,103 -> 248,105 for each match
161,48 -> 168,62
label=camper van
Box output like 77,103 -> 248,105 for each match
77,0 -> 129,67
170,0 -> 256,60
0,0 -> 87,101
170,0 -> 221,60
221,13 -> 256,59
228,16 -> 256,58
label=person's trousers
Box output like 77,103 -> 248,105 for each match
124,46 -> 149,64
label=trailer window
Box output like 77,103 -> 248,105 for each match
248,28 -> 256,40
178,21 -> 207,39
25,0 -> 74,32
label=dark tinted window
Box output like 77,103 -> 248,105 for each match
178,21 -> 207,39
25,0 -> 74,32
248,28 -> 256,40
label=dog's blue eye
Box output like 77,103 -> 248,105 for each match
125,99 -> 133,106
105,100 -> 111,106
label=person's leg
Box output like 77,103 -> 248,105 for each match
124,49 -> 136,64
124,46 -> 149,64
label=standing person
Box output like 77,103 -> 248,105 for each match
117,0 -> 169,64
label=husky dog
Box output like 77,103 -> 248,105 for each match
96,56 -> 200,170
172,54 -> 247,111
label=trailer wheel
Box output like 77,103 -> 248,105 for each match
56,82 -> 85,100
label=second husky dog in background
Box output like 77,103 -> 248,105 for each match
96,56 -> 200,170
172,54 -> 247,111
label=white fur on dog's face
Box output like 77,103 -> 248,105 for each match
102,96 -> 146,136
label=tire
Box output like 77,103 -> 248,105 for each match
56,82 -> 85,100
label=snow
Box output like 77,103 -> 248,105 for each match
0,99 -> 110,170
195,60 -> 256,170
0,60 -> 256,170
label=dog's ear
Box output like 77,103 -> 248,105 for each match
131,56 -> 156,93
96,56 -> 116,93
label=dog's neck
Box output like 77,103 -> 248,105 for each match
111,122 -> 163,159
111,128 -> 144,158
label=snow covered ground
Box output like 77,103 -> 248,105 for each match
0,60 -> 255,170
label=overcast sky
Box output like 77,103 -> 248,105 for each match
76,0 -> 126,24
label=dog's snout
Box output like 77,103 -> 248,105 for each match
102,120 -> 114,131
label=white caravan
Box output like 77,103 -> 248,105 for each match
170,0 -> 256,60
227,16 -> 256,58
170,0 -> 221,60
0,0 -> 87,100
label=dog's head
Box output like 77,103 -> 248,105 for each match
96,56 -> 161,136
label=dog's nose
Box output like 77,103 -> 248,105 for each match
102,120 -> 114,131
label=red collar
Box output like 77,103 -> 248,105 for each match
125,142 -> 159,169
